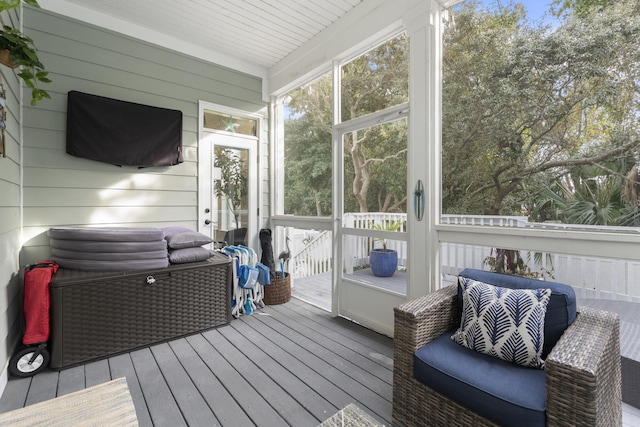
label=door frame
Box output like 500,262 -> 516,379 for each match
332,102 -> 409,336
197,101 -> 264,250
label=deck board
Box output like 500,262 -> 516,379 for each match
84,359 -> 111,388
267,304 -> 393,387
250,306 -> 392,422
224,320 -> 336,420
287,299 -> 394,359
57,365 -> 85,396
187,332 -> 289,427
151,342 -> 216,426
1,296 -> 638,425
0,300 -> 393,427
131,347 -> 186,427
0,377 -> 29,412
168,338 -> 248,427
24,369 -> 58,406
207,327 -> 318,427
240,315 -> 353,412
0,299 -> 394,426
108,352 -> 154,427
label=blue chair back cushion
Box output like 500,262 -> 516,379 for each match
458,268 -> 576,357
415,333 -> 546,427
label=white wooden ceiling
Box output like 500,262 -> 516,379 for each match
49,0 -> 362,71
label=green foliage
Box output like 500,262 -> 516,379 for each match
531,159 -> 640,226
284,0 -> 640,225
0,0 -> 51,106
214,148 -> 247,228
369,219 -> 404,251
283,34 -> 409,216
550,0 -> 617,18
484,248 -> 554,279
443,0 -> 640,218
283,73 -> 333,216
0,0 -> 39,12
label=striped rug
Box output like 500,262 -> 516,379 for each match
0,377 -> 138,426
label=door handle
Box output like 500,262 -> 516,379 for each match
204,219 -> 211,225
414,180 -> 424,221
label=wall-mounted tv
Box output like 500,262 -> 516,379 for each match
66,91 -> 183,167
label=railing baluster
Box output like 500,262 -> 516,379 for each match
286,213 -> 638,301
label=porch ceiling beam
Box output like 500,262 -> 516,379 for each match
437,224 -> 640,262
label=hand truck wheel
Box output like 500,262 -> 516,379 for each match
9,344 -> 50,377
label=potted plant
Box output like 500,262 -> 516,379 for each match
484,248 -> 554,279
0,0 -> 51,105
369,219 -> 403,277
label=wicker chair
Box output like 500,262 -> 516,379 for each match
393,283 -> 622,427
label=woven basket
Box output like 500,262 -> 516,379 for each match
264,272 -> 291,305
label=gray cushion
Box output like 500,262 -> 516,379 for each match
165,231 -> 213,249
52,248 -> 168,261
51,257 -> 169,272
415,332 -> 546,427
169,247 -> 214,264
161,226 -> 194,239
50,239 -> 167,253
459,268 -> 576,357
48,227 -> 164,242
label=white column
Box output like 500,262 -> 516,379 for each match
405,1 -> 444,298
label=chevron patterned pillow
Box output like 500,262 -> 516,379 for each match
451,277 -> 552,369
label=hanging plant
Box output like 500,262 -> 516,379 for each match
0,0 -> 51,105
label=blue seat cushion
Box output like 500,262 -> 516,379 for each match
459,268 -> 576,357
415,333 -> 546,427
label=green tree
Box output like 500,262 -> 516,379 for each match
214,148 -> 247,228
342,34 -> 408,213
283,73 -> 333,216
531,157 -> 640,226
551,0 -> 622,18
443,0 -> 640,216
283,34 -> 409,216
532,165 -> 625,225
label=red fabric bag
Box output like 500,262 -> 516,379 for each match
22,260 -> 58,345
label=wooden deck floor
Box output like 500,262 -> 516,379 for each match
292,272 -> 640,425
1,294 -> 639,426
0,298 -> 394,427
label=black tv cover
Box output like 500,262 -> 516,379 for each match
66,91 -> 183,167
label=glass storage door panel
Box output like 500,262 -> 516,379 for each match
214,146 -> 249,246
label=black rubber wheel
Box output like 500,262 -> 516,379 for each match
9,347 -> 50,377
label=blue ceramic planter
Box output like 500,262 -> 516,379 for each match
370,248 -> 398,277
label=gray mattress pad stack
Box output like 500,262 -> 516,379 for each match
48,227 -> 169,271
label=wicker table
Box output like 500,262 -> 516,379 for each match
318,403 -> 384,426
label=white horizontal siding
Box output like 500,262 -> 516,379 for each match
21,7 -> 266,264
0,1 -> 26,394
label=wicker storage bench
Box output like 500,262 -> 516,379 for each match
49,253 -> 232,369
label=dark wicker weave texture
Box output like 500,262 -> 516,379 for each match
49,254 -> 232,369
263,272 -> 291,305
392,284 -> 622,427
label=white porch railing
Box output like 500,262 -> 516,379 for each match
342,213 -> 408,273
286,213 -> 640,302
290,230 -> 333,278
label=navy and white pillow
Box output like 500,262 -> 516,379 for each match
452,277 -> 552,369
